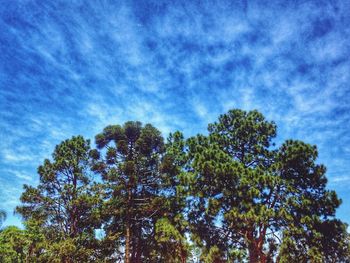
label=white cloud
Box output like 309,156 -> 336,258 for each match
329,175 -> 350,184
4,170 -> 33,182
1,149 -> 35,163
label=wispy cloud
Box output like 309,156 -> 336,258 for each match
2,169 -> 34,182
330,176 -> 350,184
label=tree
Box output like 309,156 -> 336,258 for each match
185,109 -> 348,262
0,221 -> 47,263
0,226 -> 27,263
154,131 -> 189,263
278,218 -> 350,263
23,219 -> 46,262
0,210 -> 6,229
92,122 -> 187,262
16,136 -> 102,263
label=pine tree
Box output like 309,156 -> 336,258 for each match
16,136 -> 101,263
185,109 -> 348,262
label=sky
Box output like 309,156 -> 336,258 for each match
0,0 -> 350,227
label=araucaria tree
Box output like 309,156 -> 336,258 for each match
16,136 -> 101,262
185,109 -> 349,262
92,121 -> 187,262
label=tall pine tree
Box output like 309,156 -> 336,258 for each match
185,109 -> 348,262
16,136 -> 101,263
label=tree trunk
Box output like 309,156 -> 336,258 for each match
180,246 -> 187,263
70,173 -> 78,238
248,242 -> 260,263
244,223 -> 269,263
125,222 -> 131,263
247,234 -> 267,263
125,187 -> 132,263
248,242 -> 267,263
135,236 -> 142,263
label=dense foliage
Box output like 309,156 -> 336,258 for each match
184,110 -> 349,262
1,109 -> 349,262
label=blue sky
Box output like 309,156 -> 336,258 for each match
1,0 -> 350,227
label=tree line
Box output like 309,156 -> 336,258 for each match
0,109 -> 349,262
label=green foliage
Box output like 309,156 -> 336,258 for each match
0,226 -> 27,263
2,109 -> 348,262
16,136 -> 102,262
185,109 -> 349,262
278,219 -> 350,263
201,245 -> 225,263
154,218 -> 188,262
93,122 -> 187,262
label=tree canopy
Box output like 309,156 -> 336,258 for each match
1,109 -> 348,262
16,136 -> 102,262
91,121 -> 187,262
184,109 -> 348,262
